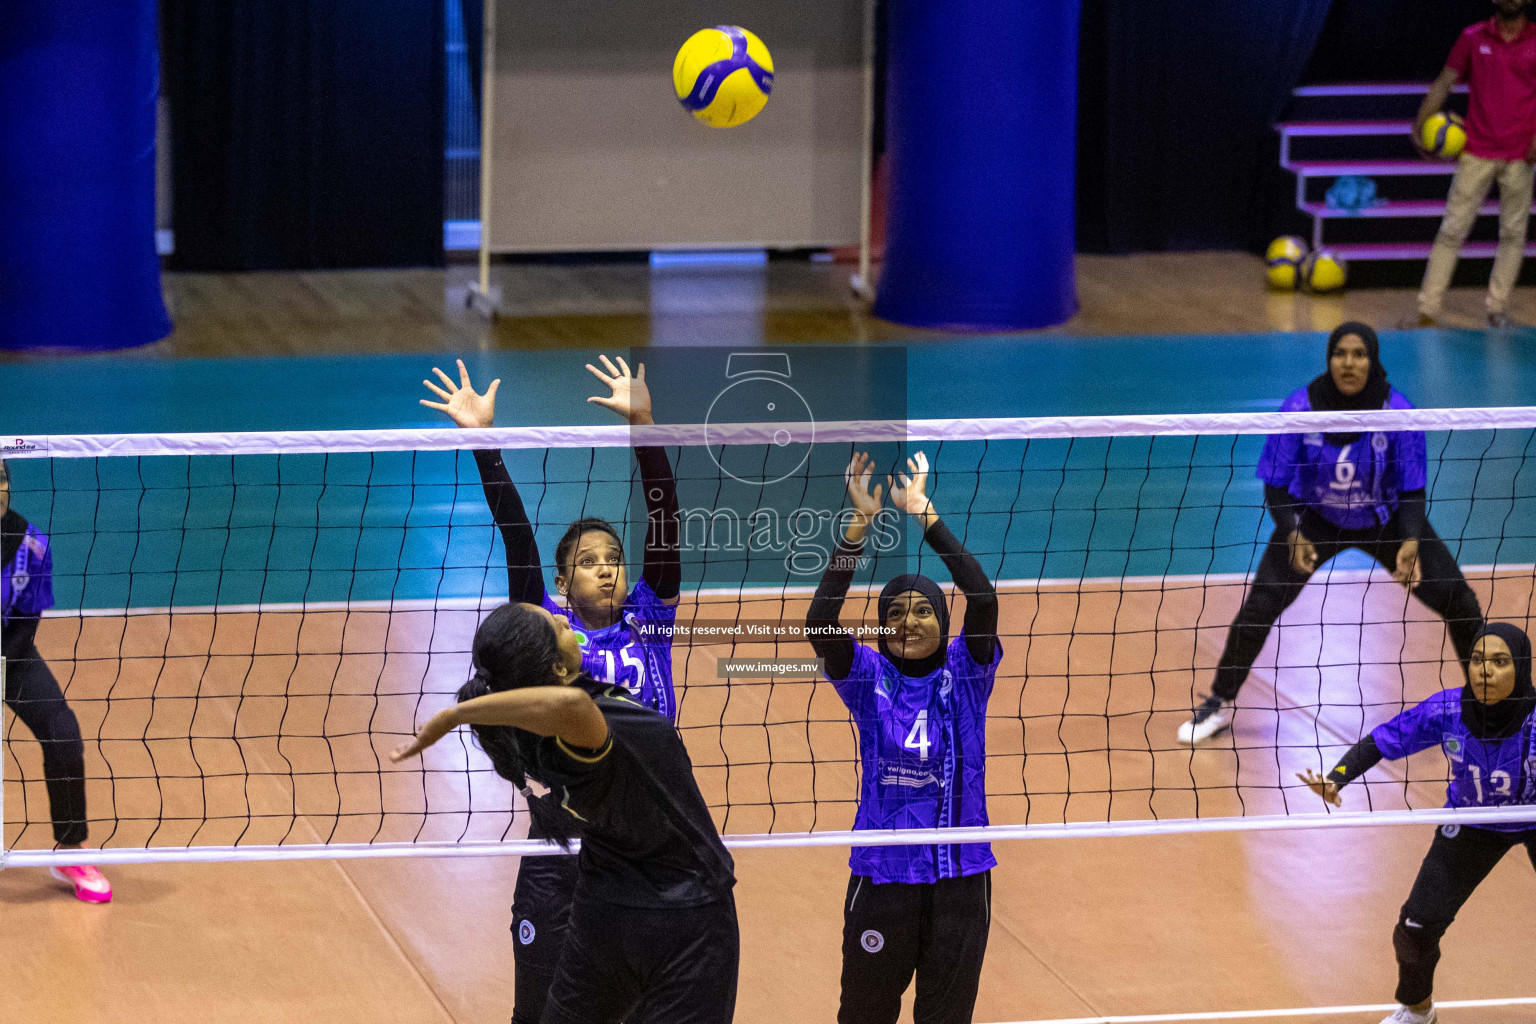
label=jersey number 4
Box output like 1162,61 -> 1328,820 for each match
903,710 -> 930,761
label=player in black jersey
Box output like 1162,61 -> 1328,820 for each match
422,356 -> 681,1022
393,601 -> 738,1024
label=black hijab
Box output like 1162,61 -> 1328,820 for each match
1461,621 -> 1535,741
877,573 -> 950,678
1307,322 -> 1391,446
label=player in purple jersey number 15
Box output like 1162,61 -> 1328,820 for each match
1299,622 -> 1536,1024
1181,322 -> 1483,744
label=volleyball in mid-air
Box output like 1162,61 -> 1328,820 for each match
1420,112 -> 1466,160
1300,250 -> 1348,293
673,26 -> 774,128
1265,236 -> 1309,290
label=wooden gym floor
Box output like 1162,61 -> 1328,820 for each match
4,251 -> 1536,1023
5,570 -> 1536,1022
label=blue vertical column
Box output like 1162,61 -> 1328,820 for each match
874,0 -> 1080,332
0,1 -> 171,350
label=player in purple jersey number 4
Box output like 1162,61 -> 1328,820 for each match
1299,622 -> 1536,1024
808,452 -> 1001,1024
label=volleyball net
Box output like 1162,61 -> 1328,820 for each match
4,405 -> 1536,868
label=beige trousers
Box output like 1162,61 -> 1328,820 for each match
1417,153 -> 1535,317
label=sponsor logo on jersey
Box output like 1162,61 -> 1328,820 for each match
518,919 -> 536,945
1444,735 -> 1464,761
878,760 -> 938,790
860,929 -> 885,953
1371,432 -> 1389,453
1303,433 -> 1324,446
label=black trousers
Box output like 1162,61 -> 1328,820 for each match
1393,825 -> 1536,1006
1212,514 -> 1483,702
3,643 -> 87,845
540,893 -> 739,1024
838,871 -> 992,1024
511,854 -> 580,1024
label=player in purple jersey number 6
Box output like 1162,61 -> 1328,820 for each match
1299,622 -> 1536,1024
1181,322 -> 1484,744
807,452 -> 1001,1024
421,356 -> 681,1024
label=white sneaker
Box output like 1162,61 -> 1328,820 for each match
1177,695 -> 1234,745
1379,1005 -> 1436,1024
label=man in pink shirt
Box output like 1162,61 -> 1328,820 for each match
1414,0 -> 1536,328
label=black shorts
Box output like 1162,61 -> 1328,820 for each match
512,854 -> 580,1024
541,894 -> 739,1024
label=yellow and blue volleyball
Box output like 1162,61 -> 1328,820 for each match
1265,236 -> 1309,290
1420,111 -> 1466,160
1300,250 -> 1348,293
673,26 -> 774,128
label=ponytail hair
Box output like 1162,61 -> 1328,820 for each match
458,602 -> 582,847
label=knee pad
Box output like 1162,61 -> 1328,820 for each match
1393,913 -> 1447,968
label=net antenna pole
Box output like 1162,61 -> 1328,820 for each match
850,0 -> 877,303
467,0 -> 501,318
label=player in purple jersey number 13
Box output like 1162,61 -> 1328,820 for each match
1181,322 -> 1483,744
808,452 -> 1001,1024
0,460 -> 111,902
1299,622 -> 1536,1024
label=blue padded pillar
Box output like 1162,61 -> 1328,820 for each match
0,1 -> 171,350
874,0 -> 1080,331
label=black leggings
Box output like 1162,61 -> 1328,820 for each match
1212,513 -> 1483,702
510,854 -> 579,1024
1393,825 -> 1536,1006
3,643 -> 87,845
838,871 -> 992,1024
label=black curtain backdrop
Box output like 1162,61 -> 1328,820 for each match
462,0 -> 484,118
1076,0 -> 1334,253
164,0 -> 445,271
1304,0 -> 1487,83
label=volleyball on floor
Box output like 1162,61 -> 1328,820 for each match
1420,112 -> 1466,159
1265,236 -> 1309,290
1300,250 -> 1348,292
673,26 -> 774,128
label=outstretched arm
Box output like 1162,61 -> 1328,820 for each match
391,686 -> 609,763
889,452 -> 997,663
584,355 -> 682,605
807,454 -> 883,681
422,359 -> 547,605
1297,735 -> 1384,807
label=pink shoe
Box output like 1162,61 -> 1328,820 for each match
50,864 -> 112,903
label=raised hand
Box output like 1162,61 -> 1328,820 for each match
586,354 -> 653,426
421,359 -> 500,429
845,452 -> 885,515
888,451 -> 935,522
1296,768 -> 1342,807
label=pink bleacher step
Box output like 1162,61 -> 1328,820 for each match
1284,159 -> 1458,177
1301,199 -> 1536,219
1292,82 -> 1467,97
1277,119 -> 1412,137
1325,241 -> 1536,261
